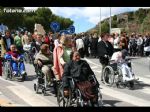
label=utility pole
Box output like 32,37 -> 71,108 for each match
99,7 -> 101,35
109,7 -> 111,34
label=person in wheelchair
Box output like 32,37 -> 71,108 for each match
34,44 -> 53,85
4,45 -> 26,77
110,49 -> 134,82
62,51 -> 100,106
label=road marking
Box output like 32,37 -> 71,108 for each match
7,85 -> 57,106
0,77 -> 19,86
84,58 -> 102,67
91,66 -> 98,69
85,58 -> 150,84
100,85 -> 150,106
93,70 -> 102,73
136,76 -> 150,84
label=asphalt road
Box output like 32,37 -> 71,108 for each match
0,56 -> 150,107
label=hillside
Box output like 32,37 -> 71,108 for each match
87,8 -> 150,35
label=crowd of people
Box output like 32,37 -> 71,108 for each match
73,32 -> 150,59
0,28 -> 150,105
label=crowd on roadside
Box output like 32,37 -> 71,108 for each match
73,32 -> 150,58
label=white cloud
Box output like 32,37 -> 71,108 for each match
24,7 -> 150,26
49,7 -> 150,25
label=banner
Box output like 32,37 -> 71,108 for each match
34,24 -> 46,36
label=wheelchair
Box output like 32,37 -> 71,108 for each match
57,75 -> 103,107
3,58 -> 27,81
102,58 -> 137,89
23,45 -> 36,64
33,63 -> 57,96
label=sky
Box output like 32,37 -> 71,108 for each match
25,7 -> 150,33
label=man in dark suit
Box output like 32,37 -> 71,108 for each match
97,33 -> 114,81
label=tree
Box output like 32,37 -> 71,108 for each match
113,15 -> 117,21
101,21 -> 109,33
23,16 -> 35,32
135,8 -> 147,24
0,7 -> 24,29
141,12 -> 150,33
112,20 -> 117,28
0,7 -> 74,33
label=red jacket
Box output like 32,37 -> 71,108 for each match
7,51 -> 19,58
44,36 -> 50,45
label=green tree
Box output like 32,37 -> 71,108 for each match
141,12 -> 150,33
0,8 -> 24,29
101,21 -> 109,33
135,8 -> 147,23
23,16 -> 35,32
112,20 -> 117,28
113,15 -> 117,21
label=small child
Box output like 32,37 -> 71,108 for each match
111,49 -> 134,82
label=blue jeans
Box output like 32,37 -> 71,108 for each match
11,60 -> 25,76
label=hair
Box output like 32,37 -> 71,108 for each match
37,33 -> 43,37
40,44 -> 49,54
101,33 -> 109,38
56,33 -> 61,39
5,30 -> 10,34
70,51 -> 80,60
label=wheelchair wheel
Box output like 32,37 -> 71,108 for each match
29,55 -> 34,64
34,83 -> 39,94
75,89 -> 84,107
21,73 -> 27,81
24,52 -> 29,63
42,87 -> 46,96
57,83 -> 70,107
127,81 -> 135,90
115,67 -> 126,89
97,88 -> 103,107
4,62 -> 13,80
103,66 -> 115,86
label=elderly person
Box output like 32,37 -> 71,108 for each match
53,34 -> 73,80
111,50 -> 134,88
62,51 -> 99,106
4,45 -> 26,78
34,44 -> 53,84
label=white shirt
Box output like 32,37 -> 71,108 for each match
114,37 -> 120,49
111,51 -> 123,63
54,39 -> 59,47
76,38 -> 84,51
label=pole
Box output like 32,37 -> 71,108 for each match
109,7 -> 111,34
99,7 -> 101,35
